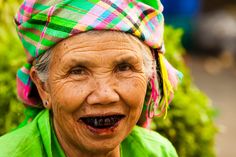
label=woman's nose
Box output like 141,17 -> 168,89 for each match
86,81 -> 120,105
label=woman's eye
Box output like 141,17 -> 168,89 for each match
70,67 -> 87,75
116,63 -> 132,72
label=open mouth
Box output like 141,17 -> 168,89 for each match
80,115 -> 125,129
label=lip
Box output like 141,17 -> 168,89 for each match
78,113 -> 126,135
79,113 -> 125,118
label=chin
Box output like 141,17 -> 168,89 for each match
73,116 -> 129,152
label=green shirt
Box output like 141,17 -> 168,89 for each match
0,110 -> 178,157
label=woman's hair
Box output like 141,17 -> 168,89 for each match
34,31 -> 156,83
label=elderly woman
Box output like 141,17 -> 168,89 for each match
0,0 -> 182,156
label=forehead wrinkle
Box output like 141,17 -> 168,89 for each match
58,39 -> 143,60
51,31 -> 150,66
60,49 -> 142,69
55,42 -> 143,62
63,42 -> 142,54
62,46 -> 141,54
65,31 -> 144,49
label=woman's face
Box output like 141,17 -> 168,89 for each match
42,32 -> 150,154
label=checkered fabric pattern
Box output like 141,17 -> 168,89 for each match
16,0 -> 164,60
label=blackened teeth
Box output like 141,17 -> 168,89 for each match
80,115 -> 125,129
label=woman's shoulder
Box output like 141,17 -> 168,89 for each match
0,110 -> 48,157
131,126 -> 175,146
121,126 -> 178,157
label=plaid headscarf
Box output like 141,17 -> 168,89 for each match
15,0 -> 181,120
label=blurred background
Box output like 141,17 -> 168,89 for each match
0,0 -> 235,157
161,0 -> 236,157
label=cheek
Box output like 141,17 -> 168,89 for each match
117,74 -> 147,114
49,79 -> 95,113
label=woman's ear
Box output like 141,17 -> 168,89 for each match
30,66 -> 52,109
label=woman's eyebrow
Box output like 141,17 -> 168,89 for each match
61,56 -> 96,68
113,54 -> 140,64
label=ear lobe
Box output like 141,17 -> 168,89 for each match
30,66 -> 52,109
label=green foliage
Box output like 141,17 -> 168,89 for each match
0,1 -> 217,157
0,0 -> 25,134
151,26 -> 218,157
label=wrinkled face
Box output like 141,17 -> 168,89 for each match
44,31 -> 151,154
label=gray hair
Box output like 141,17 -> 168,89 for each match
34,32 -> 155,82
34,49 -> 52,83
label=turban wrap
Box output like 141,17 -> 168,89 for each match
15,0 -> 182,121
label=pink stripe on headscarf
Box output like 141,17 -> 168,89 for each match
35,5 -> 56,56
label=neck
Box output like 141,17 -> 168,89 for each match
62,140 -> 120,157
62,141 -> 120,157
53,119 -> 120,157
